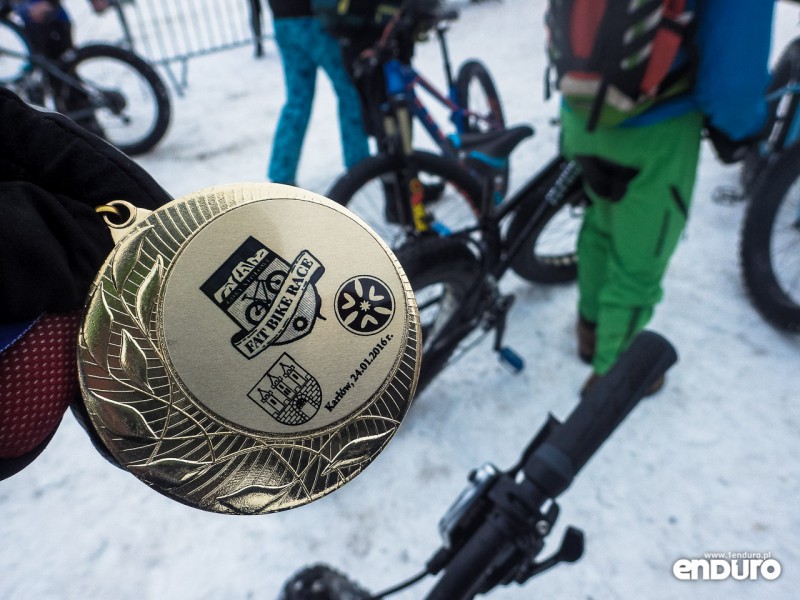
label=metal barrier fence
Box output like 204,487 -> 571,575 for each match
67,0 -> 271,94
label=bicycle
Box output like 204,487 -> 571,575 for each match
278,331 -> 678,599
350,0 -> 506,150
0,0 -> 170,155
385,149 -> 582,392
327,2 -> 586,287
327,0 -> 517,243
736,18 -> 800,332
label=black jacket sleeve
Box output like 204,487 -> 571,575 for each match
0,88 -> 172,320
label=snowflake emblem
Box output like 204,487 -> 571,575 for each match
335,276 -> 395,335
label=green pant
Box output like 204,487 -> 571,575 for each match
561,108 -> 703,374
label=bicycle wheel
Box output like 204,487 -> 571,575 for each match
505,159 -> 584,284
455,59 -> 505,134
455,59 -> 508,197
740,37 -> 800,193
326,150 -> 484,249
0,16 -> 31,85
740,144 -> 800,332
395,236 -> 482,393
61,44 -> 170,155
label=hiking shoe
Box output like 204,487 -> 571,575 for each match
576,315 -> 596,364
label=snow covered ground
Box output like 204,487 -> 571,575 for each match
2,1 -> 799,599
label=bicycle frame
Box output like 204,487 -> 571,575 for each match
490,158 -> 582,278
384,59 -> 461,155
430,155 -> 582,274
414,156 -> 584,382
382,24 -> 489,144
763,81 -> 800,152
0,42 -> 107,119
378,17 -> 501,157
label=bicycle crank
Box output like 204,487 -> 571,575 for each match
483,288 -> 524,373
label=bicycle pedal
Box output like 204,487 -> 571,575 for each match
498,347 -> 524,373
431,221 -> 452,235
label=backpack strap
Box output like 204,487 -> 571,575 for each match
640,0 -> 691,95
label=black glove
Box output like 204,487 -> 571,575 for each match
705,123 -> 762,165
0,88 -> 172,479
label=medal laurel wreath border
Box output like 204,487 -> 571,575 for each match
78,183 -> 421,514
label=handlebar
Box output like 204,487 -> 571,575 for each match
402,0 -> 457,22
358,0 -> 458,66
276,332 -> 678,600
424,331 -> 678,600
526,330 -> 677,496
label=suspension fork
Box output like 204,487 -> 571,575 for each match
382,99 -> 432,233
494,159 -> 583,280
784,87 -> 800,149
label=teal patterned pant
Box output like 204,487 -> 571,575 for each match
268,17 -> 370,185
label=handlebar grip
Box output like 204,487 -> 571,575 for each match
524,331 -> 677,498
426,332 -> 676,600
402,0 -> 459,21
425,511 -> 515,600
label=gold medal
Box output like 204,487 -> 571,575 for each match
78,183 -> 420,514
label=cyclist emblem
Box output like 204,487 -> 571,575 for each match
201,236 -> 324,358
335,276 -> 395,335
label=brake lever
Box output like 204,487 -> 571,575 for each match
515,526 -> 585,583
428,463 -> 501,575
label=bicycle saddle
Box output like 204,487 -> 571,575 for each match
458,125 -> 535,174
458,125 -> 534,157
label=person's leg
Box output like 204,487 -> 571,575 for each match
268,18 -> 318,185
309,21 -> 370,168
562,109 -> 614,362
562,109 -> 703,374
576,197 -> 611,327
341,41 -> 388,150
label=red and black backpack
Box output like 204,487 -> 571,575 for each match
545,0 -> 695,130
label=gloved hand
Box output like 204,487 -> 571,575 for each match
0,88 -> 172,479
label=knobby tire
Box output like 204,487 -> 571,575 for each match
505,159 -> 583,284
455,59 -> 509,196
395,236 -> 482,394
740,144 -> 800,332
326,150 -> 484,249
63,44 -> 170,156
0,16 -> 30,84
455,59 -> 505,134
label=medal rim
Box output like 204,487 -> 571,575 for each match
77,183 -> 420,514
